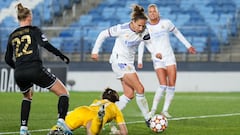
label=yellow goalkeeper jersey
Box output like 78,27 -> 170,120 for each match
65,99 -> 125,130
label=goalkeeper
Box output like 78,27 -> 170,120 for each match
48,88 -> 128,135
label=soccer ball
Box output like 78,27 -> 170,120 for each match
149,114 -> 168,133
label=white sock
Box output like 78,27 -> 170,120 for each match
162,86 -> 175,112
115,95 -> 130,110
136,94 -> 150,120
20,126 -> 28,131
151,85 -> 167,115
57,118 -> 64,122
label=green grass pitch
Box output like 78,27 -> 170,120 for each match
0,91 -> 240,135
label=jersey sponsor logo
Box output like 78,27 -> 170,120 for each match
124,40 -> 141,47
151,31 -> 167,38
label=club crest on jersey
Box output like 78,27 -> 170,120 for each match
41,34 -> 48,41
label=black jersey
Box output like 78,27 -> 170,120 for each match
5,26 -> 66,69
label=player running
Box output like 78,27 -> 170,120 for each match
5,3 -> 71,135
138,4 -> 196,118
48,88 -> 128,135
91,4 -> 151,126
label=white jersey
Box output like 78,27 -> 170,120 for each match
92,22 -> 149,64
147,18 -> 175,58
138,18 -> 192,66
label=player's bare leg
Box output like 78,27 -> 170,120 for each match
122,73 -> 150,124
162,65 -> 177,118
151,68 -> 167,116
115,79 -> 134,110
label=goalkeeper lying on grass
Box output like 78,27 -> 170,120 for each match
48,88 -> 128,135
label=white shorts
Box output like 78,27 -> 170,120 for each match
111,62 -> 136,79
152,55 -> 176,70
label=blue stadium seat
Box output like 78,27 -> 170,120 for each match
87,30 -> 100,40
32,9 -> 42,26
97,22 -> 111,29
0,0 -> 12,9
61,38 -> 81,53
102,7 -> 115,19
115,7 -> 130,23
43,8 -> 53,24
210,37 -> 220,53
175,16 -> 188,26
83,38 -> 94,53
235,0 -> 240,6
52,0 -> 63,16
192,37 -> 207,53
61,0 -> 73,9
108,0 -> 125,7
0,39 -> 7,53
222,4 -> 236,14
170,5 -> 184,14
50,0 -> 240,53
73,0 -> 81,4
1,16 -> 18,28
177,46 -> 188,53
229,16 -> 238,36
180,27 -> 195,37
218,28 -> 229,45
78,15 -> 92,26
158,7 -> 171,17
170,36 -> 180,52
50,37 -> 63,49
102,38 -> 115,53
73,29 -> 82,37
59,29 -> 73,37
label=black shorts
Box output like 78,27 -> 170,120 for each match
14,63 -> 56,93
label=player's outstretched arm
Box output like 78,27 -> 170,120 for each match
91,29 -> 110,59
43,43 -> 70,64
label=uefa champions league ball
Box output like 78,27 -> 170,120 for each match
149,114 -> 168,133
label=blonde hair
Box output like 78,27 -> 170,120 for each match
16,3 -> 31,21
131,4 -> 147,21
148,4 -> 161,17
148,4 -> 159,13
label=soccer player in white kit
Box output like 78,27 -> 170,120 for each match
91,5 -> 151,126
138,4 -> 196,118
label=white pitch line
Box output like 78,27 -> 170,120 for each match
170,112 -> 240,121
0,129 -> 49,135
1,112 -> 240,135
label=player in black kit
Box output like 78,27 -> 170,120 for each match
5,3 -> 72,135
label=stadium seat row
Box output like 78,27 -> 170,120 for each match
0,0 -> 239,54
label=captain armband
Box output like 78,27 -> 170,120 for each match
143,34 -> 150,40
